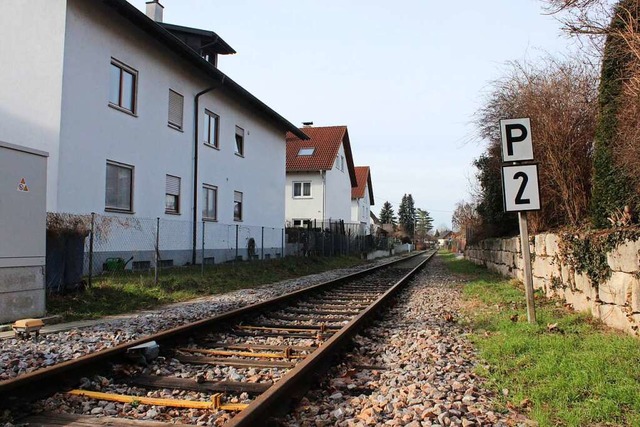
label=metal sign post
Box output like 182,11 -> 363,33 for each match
500,118 -> 540,324
518,212 -> 536,323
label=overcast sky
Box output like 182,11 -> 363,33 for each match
133,0 -> 575,230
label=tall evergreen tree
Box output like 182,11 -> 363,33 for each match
379,201 -> 397,225
398,194 -> 417,236
416,208 -> 434,239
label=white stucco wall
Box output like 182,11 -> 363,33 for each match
351,183 -> 371,228
55,1 -> 285,228
285,171 -> 324,224
324,143 -> 352,222
0,0 -> 67,212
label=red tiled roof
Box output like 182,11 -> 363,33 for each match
286,126 -> 357,187
286,126 -> 345,170
351,166 -> 375,205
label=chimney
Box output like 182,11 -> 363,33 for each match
146,0 -> 164,22
302,121 -> 313,128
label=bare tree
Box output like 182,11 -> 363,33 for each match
475,56 -> 598,232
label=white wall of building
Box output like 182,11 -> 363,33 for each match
351,183 -> 371,230
324,143 -> 352,222
54,0 -> 285,229
285,171 -> 324,224
0,0 -> 68,212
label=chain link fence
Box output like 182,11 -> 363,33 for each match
45,213 -> 287,293
45,213 -> 389,294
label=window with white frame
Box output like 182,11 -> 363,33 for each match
234,191 -> 243,221
165,175 -> 180,214
293,182 -> 312,198
105,161 -> 133,212
335,155 -> 344,171
204,110 -> 220,148
202,185 -> 217,220
168,89 -> 184,130
109,59 -> 137,114
235,126 -> 244,156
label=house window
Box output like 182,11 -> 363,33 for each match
165,174 -> 180,214
234,191 -> 243,221
235,126 -> 244,156
204,110 -> 220,148
298,147 -> 315,156
202,185 -> 217,220
293,182 -> 312,198
105,161 -> 133,212
109,59 -> 137,114
335,155 -> 344,171
168,89 -> 184,130
293,219 -> 311,228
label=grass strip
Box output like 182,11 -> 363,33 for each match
440,251 -> 640,427
47,256 -> 367,321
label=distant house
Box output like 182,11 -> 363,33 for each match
285,125 -> 357,229
351,166 -> 375,234
438,230 -> 453,247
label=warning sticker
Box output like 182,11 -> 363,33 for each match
17,178 -> 29,192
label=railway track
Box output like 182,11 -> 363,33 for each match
2,251 -> 435,426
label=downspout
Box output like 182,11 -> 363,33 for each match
321,170 -> 326,225
192,77 -> 225,265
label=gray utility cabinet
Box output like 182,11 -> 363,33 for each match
0,141 -> 48,323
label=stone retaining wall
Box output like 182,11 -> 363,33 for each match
465,234 -> 640,335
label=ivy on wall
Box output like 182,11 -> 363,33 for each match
558,228 -> 640,289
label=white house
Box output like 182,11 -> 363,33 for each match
0,0 -> 308,268
351,166 -> 374,234
285,126 -> 357,229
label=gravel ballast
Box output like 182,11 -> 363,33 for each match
0,260 -> 389,382
284,256 -> 533,427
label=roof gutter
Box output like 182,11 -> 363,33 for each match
192,78 -> 225,265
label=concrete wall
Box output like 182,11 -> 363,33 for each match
466,233 -> 640,335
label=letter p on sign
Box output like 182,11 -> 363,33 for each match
500,118 -> 533,162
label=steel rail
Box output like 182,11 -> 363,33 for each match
0,252 -> 425,406
226,250 -> 436,427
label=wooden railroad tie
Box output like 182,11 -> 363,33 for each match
67,389 -> 248,411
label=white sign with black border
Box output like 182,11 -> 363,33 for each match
500,118 -> 533,162
502,164 -> 540,212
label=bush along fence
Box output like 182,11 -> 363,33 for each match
45,213 -> 381,293
465,228 -> 640,335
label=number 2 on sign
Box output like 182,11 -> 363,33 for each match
514,172 -> 530,205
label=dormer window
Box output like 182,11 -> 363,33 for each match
298,147 -> 315,156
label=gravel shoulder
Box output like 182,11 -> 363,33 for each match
284,256 -> 534,427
